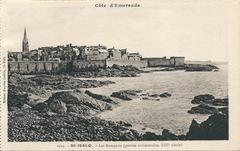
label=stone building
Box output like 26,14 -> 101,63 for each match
29,49 -> 42,61
108,47 -> 122,60
128,53 -> 142,61
144,57 -> 170,67
170,57 -> 185,66
120,49 -> 129,60
144,56 -> 185,67
85,45 -> 109,61
8,52 -> 22,61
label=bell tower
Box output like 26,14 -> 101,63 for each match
22,28 -> 29,53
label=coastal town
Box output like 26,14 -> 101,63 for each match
7,29 -> 227,142
8,29 -> 187,74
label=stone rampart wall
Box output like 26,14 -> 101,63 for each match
106,60 -> 147,69
72,60 -> 106,71
145,58 -> 171,67
8,61 -> 60,74
9,59 -> 148,74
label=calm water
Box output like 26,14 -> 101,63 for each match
85,64 -> 228,135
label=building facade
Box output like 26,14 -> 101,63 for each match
128,53 -> 142,61
144,56 -> 185,67
170,57 -> 185,66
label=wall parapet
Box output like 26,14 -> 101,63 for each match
72,60 -> 106,71
106,59 -> 147,69
8,61 -> 60,74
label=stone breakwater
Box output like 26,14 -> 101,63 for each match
8,74 -> 228,141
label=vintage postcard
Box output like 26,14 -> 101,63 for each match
0,0 -> 240,150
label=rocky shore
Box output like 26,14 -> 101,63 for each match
111,90 -> 171,101
188,94 -> 228,115
185,64 -> 219,72
63,64 -> 142,78
8,73 -> 114,111
9,105 -> 228,141
9,109 -> 139,141
8,73 -> 228,141
142,64 -> 219,73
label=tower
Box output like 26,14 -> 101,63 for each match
22,28 -> 29,53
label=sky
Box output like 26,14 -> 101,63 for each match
1,0 -> 237,61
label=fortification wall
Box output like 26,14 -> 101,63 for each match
106,60 -> 147,68
144,57 -> 185,67
145,58 -> 171,67
9,59 -> 147,74
174,57 -> 185,66
72,60 -> 106,71
8,61 -> 60,74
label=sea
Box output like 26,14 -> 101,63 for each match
84,64 -> 228,135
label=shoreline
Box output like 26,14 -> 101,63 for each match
7,65 -> 228,141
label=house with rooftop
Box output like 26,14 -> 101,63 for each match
128,52 -> 142,61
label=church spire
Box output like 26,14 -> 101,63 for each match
22,28 -> 29,53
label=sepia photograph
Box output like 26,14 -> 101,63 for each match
5,0 -> 230,143
2,1 -> 240,150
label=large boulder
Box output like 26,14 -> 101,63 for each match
8,91 -> 28,109
33,102 -> 49,113
187,114 -> 228,140
116,121 -> 132,127
159,92 -> 172,98
25,93 -> 47,107
45,90 -> 111,115
211,98 -> 228,106
112,64 -> 124,70
142,132 -> 163,140
185,64 -> 218,72
162,129 -> 178,140
111,90 -> 142,100
47,98 -> 67,114
188,104 -> 218,114
191,94 -> 215,104
85,90 -> 116,104
218,107 -> 228,115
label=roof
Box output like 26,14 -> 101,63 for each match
170,56 -> 185,58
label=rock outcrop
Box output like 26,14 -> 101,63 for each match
111,90 -> 142,100
186,114 -> 228,140
111,90 -> 172,101
210,98 -> 228,106
218,107 -> 228,115
85,90 -> 116,104
159,92 -> 172,98
43,90 -> 112,115
189,94 -> 228,115
191,94 -> 215,104
185,64 -> 219,72
8,74 -> 115,112
142,113 -> 228,140
67,64 -> 142,78
8,73 -> 228,141
8,109 -> 140,142
188,103 -> 219,114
